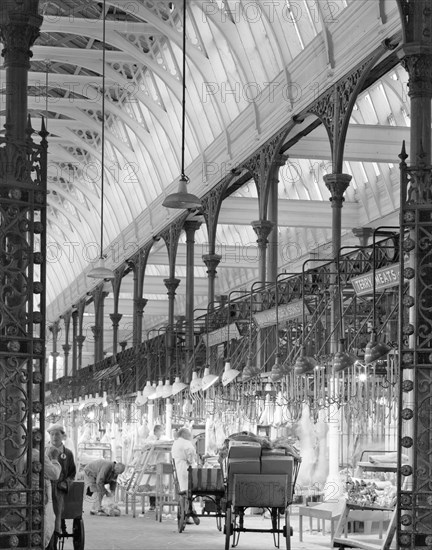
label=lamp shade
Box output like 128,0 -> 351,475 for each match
171,376 -> 187,396
142,380 -> 153,399
155,380 -> 164,399
101,391 -> 108,408
294,355 -> 317,375
147,382 -> 158,400
222,361 -> 240,386
364,337 -> 391,364
87,257 -> 115,279
269,356 -> 284,382
162,379 -> 172,398
189,371 -> 202,393
135,390 -> 145,407
333,350 -> 356,373
201,368 -> 219,391
162,176 -> 202,209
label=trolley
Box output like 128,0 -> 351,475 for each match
223,449 -> 301,550
172,462 -> 226,533
58,481 -> 85,550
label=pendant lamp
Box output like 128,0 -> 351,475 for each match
201,367 -> 219,391
189,371 -> 202,393
364,329 -> 391,364
333,260 -> 356,373
269,281 -> 283,382
364,231 -> 391,363
171,376 -> 188,396
222,360 -> 240,386
222,298 -> 240,385
242,354 -> 260,382
294,347 -> 317,375
88,0 -> 114,279
333,341 -> 357,373
162,379 -> 173,399
142,380 -> 153,400
162,0 -> 201,210
294,273 -> 316,375
155,380 -> 164,399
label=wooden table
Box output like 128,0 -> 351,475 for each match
298,502 -> 343,542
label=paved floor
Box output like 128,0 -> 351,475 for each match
60,500 -> 336,550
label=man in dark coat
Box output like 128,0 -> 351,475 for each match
46,423 -> 76,549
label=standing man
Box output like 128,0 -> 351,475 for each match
83,459 -> 125,515
145,425 -> 165,510
171,427 -> 199,525
46,423 -> 76,550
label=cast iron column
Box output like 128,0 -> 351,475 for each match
71,309 -> 78,377
266,176 -> 279,284
61,310 -> 71,377
110,312 -> 122,356
396,1 -> 432,546
184,221 -> 201,381
202,253 -> 221,310
323,172 -> 351,499
251,219 -> 274,284
0,1 -> 44,548
163,277 -> 180,373
49,321 -> 60,380
133,298 -> 147,347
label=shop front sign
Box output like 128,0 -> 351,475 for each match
350,263 -> 400,296
204,323 -> 241,347
253,299 -> 304,327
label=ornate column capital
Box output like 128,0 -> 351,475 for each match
134,298 -> 148,317
75,335 -> 86,346
352,227 -> 374,247
323,173 -> 352,208
184,220 -> 202,237
251,220 -> 275,248
400,47 -> 432,98
202,253 -> 222,277
0,8 -> 43,69
109,313 -> 123,327
49,321 -> 60,336
91,325 -> 102,340
62,344 -> 71,355
119,340 -> 128,351
163,277 -> 181,299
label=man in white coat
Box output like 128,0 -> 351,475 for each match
171,427 -> 199,525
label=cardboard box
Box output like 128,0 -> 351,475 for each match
227,459 -> 261,500
260,455 -> 294,476
231,474 -> 288,508
228,440 -> 261,459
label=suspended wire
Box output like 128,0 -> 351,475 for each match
100,0 -> 107,259
180,0 -> 186,179
45,60 -> 50,132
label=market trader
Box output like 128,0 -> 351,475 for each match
46,423 -> 76,549
83,459 -> 125,515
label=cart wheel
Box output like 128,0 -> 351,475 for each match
283,508 -> 291,550
177,496 -> 186,533
224,506 -> 232,550
72,517 -> 85,550
216,512 -> 222,532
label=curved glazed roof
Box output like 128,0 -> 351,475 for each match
0,0 -> 408,361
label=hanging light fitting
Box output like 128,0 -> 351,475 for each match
88,0 -> 114,279
162,0 -> 201,210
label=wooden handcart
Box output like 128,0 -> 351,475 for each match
223,451 -> 301,550
172,462 -> 226,533
58,481 -> 85,550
